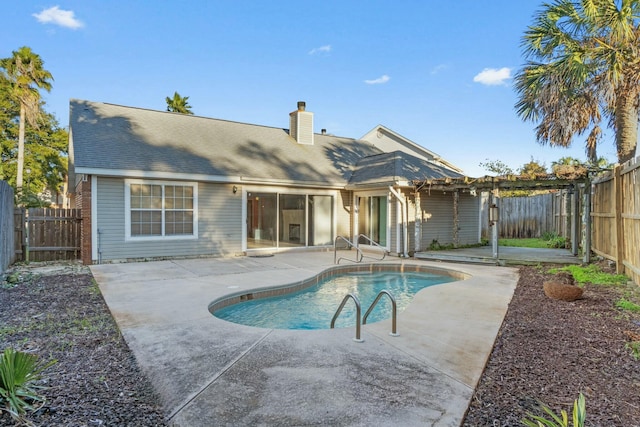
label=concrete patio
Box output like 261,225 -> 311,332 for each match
416,245 -> 582,265
91,252 -> 519,426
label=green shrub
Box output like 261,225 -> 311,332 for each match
541,231 -> 559,241
545,236 -> 567,248
428,239 -> 454,250
0,348 -> 56,421
522,393 -> 586,427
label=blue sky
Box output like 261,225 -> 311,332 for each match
3,1 -> 616,177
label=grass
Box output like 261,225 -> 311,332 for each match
0,312 -> 113,340
499,238 -> 550,248
549,264 -> 640,321
626,341 -> 640,360
499,232 -> 567,249
549,264 -> 628,286
615,298 -> 640,312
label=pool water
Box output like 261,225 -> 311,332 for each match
213,271 -> 455,330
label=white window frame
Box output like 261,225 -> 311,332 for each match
353,190 -> 391,251
124,179 -> 198,241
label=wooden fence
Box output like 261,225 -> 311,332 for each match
0,181 -> 16,273
591,157 -> 640,284
481,189 -> 581,241
13,208 -> 82,262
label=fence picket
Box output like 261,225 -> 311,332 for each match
23,208 -> 82,262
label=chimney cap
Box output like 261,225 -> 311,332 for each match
297,101 -> 306,111
321,128 -> 327,135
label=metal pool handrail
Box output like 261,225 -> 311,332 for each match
362,290 -> 399,337
330,293 -> 364,342
356,234 -> 388,261
334,236 -> 364,264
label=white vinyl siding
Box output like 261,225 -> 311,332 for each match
421,192 -> 455,248
96,178 -> 242,261
458,193 -> 480,245
419,191 -> 480,249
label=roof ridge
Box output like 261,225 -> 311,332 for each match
71,99 -> 360,140
71,98 -> 288,133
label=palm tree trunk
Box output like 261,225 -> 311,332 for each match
16,103 -> 26,197
615,91 -> 639,164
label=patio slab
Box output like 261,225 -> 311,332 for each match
90,252 -> 519,426
416,245 -> 581,265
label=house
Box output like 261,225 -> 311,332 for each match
68,100 -> 480,264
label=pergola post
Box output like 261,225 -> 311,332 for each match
571,183 -> 579,256
453,190 -> 459,248
491,186 -> 500,262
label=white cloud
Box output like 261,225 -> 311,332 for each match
364,74 -> 390,85
430,64 -> 448,75
33,6 -> 84,29
309,45 -> 331,55
473,67 -> 511,86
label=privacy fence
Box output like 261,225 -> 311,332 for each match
481,189 -> 582,241
591,157 -> 640,285
13,208 -> 82,263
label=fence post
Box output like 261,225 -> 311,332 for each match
582,179 -> 591,264
15,208 -> 26,263
614,165 -> 625,274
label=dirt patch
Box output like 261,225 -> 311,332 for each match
0,263 -> 165,426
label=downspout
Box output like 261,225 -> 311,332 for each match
389,186 -> 408,258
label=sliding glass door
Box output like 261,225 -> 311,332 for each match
246,191 -> 333,249
357,195 -> 388,246
247,193 -> 277,248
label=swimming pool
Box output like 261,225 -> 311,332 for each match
210,265 -> 459,330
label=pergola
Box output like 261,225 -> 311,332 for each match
411,170 -> 593,263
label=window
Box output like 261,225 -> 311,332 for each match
126,181 -> 197,239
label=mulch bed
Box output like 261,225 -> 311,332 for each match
0,268 -> 166,426
462,264 -> 640,426
1,262 -> 639,426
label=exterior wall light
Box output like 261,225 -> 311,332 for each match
489,203 -> 499,225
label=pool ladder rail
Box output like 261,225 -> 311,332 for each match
330,290 -> 399,342
333,235 -> 387,264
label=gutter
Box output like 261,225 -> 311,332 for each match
388,186 -> 409,258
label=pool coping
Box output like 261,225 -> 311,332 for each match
91,252 -> 518,426
208,262 -> 471,314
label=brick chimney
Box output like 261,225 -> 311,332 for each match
289,101 -> 314,145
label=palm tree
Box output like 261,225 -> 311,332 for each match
514,0 -> 640,164
0,47 -> 53,198
165,92 -> 193,114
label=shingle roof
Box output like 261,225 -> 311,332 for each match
69,99 -> 462,187
348,151 -> 464,188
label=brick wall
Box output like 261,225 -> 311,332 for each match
75,176 -> 92,265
